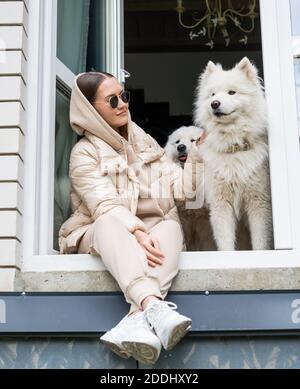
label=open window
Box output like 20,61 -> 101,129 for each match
124,0 -> 293,253
22,0 -> 300,292
125,0 -> 267,252
54,0 -> 107,253
53,0 -> 126,253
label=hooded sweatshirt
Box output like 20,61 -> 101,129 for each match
58,74 -> 203,254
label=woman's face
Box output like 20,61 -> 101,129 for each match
93,77 -> 129,131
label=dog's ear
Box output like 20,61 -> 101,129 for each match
199,61 -> 218,86
206,61 -> 218,75
236,57 -> 258,82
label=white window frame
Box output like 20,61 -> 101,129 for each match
23,0 -> 125,259
292,37 -> 300,133
23,0 -> 300,278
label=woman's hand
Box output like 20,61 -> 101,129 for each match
133,230 -> 165,268
186,130 -> 206,164
196,130 -> 207,145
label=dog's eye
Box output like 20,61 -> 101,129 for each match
191,139 -> 196,142
211,93 -> 215,97
175,140 -> 180,144
228,90 -> 236,95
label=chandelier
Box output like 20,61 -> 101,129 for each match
175,0 -> 257,49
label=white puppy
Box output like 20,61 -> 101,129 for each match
164,126 -> 201,168
194,57 -> 273,251
164,126 -> 216,251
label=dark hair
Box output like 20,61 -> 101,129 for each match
77,71 -> 114,105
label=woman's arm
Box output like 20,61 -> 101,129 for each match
69,142 -> 147,233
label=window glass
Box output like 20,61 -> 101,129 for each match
56,0 -> 91,74
54,0 -> 106,250
54,87 -> 78,252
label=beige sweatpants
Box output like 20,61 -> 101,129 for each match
78,214 -> 183,314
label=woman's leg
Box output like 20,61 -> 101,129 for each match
78,213 -> 163,312
78,214 -> 164,364
140,220 -> 192,351
147,219 -> 183,299
78,215 -> 188,359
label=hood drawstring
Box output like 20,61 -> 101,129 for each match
121,137 -> 128,162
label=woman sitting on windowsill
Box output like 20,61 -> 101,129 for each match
58,71 -> 204,365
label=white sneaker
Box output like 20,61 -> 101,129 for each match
100,312 -> 161,365
121,311 -> 161,365
145,300 -> 192,351
100,316 -> 131,359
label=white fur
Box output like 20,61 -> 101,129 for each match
164,126 -> 201,167
194,57 -> 273,251
164,126 -> 216,251
164,125 -> 250,251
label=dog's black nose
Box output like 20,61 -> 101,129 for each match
177,144 -> 187,153
211,100 -> 221,110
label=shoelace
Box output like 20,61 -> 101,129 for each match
130,311 -> 151,330
146,301 -> 178,329
111,311 -> 145,332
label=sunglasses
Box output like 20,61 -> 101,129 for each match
94,90 -> 131,109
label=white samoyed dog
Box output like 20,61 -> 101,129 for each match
164,125 -> 250,251
164,126 -> 214,251
164,125 -> 202,168
194,57 -> 273,251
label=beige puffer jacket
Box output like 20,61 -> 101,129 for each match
58,74 -> 203,254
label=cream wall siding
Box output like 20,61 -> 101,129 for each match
0,269 -> 18,290
0,76 -> 26,108
0,240 -> 22,268
0,1 -> 28,33
0,102 -> 25,133
0,156 -> 24,186
0,211 -> 22,239
0,129 -> 24,159
0,0 -> 28,290
0,183 -> 24,212
0,51 -> 27,82
0,26 -> 28,58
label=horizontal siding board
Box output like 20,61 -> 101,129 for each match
0,155 -> 24,186
0,102 -> 26,134
0,26 -> 28,59
21,48 -> 27,82
0,1 -> 28,34
0,51 -> 27,84
0,239 -> 21,268
0,210 -> 22,240
0,129 -> 24,158
0,268 -> 16,291
0,182 -> 23,213
0,1 -> 28,290
0,76 -> 26,109
23,0 -> 29,13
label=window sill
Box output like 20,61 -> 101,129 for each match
21,250 -> 300,292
